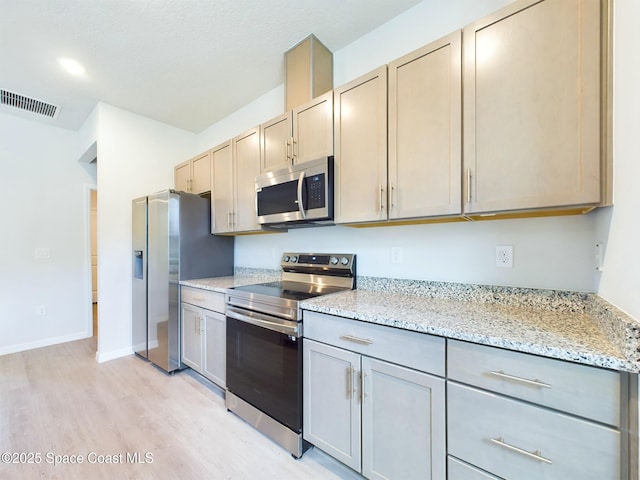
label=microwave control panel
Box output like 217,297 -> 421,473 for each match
306,174 -> 325,209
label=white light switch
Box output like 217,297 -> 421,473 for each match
35,248 -> 51,259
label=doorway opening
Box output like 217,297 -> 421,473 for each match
90,188 -> 98,336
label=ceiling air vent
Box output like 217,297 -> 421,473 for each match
1,89 -> 60,119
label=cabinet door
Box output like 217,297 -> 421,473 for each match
303,339 -> 361,471
181,303 -> 202,371
211,141 -> 234,234
334,66 -> 388,224
463,0 -> 603,214
191,151 -> 212,194
292,90 -> 333,164
203,309 -> 226,388
174,160 -> 191,192
260,112 -> 292,172
388,31 -> 462,219
362,357 -> 446,480
233,127 -> 262,233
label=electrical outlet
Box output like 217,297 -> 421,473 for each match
496,245 -> 513,268
35,305 -> 47,316
35,247 -> 50,259
391,247 -> 403,264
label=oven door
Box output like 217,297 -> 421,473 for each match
226,306 -> 302,432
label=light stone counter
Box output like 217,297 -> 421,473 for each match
180,271 -> 640,372
180,268 -> 280,293
301,278 -> 640,373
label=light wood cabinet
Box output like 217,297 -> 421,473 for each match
211,141 -> 234,234
361,357 -> 445,480
260,91 -> 333,172
447,339 -> 626,479
388,31 -> 462,219
180,286 -> 226,388
304,340 -> 361,471
174,160 -> 191,193
462,0 -> 608,216
181,302 -> 203,371
334,66 -> 388,224
285,34 -> 333,111
211,129 -> 262,234
233,127 -> 261,233
174,150 -> 212,194
448,382 -> 620,480
303,311 -> 446,480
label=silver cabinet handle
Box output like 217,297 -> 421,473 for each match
286,138 -> 292,163
347,366 -> 353,399
490,437 -> 552,464
340,335 -> 373,345
466,168 -> 472,203
379,184 -> 385,211
489,370 -> 552,389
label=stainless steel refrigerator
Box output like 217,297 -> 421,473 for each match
132,189 -> 233,373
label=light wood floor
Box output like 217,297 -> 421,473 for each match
0,338 -> 363,479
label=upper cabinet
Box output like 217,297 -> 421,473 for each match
174,150 -> 212,194
260,91 -> 334,172
334,66 -> 388,224
463,0 -> 610,216
211,128 -> 262,235
233,128 -> 262,233
388,31 -> 462,220
211,141 -> 234,234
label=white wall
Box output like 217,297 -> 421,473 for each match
94,103 -> 196,361
596,0 -> 640,321
0,112 -> 96,354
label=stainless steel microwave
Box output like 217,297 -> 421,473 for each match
256,156 -> 334,229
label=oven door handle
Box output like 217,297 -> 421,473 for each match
226,306 -> 300,337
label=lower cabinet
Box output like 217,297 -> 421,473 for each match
303,311 -> 446,480
181,286 -> 226,388
447,339 -> 625,480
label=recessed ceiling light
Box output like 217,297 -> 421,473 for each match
57,57 -> 86,76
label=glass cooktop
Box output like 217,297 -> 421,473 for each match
232,281 -> 347,302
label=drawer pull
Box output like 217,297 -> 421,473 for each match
489,370 -> 552,389
192,297 -> 207,302
490,437 -> 552,464
340,335 -> 373,345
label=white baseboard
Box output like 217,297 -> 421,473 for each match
0,331 -> 91,356
95,346 -> 134,363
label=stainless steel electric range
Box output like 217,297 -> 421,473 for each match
225,253 -> 356,458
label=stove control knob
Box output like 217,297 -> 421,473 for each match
330,256 -> 339,265
291,256 -> 298,263
283,255 -> 290,262
340,256 -> 350,266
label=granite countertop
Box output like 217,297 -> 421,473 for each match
180,267 -> 280,293
180,270 -> 640,373
301,278 -> 640,373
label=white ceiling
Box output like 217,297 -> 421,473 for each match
0,0 -> 421,133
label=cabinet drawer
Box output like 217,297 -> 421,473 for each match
447,339 -> 621,426
303,311 -> 445,376
448,382 -> 620,480
181,286 -> 225,313
448,457 -> 500,480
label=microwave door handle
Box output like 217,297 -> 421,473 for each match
297,171 -> 306,219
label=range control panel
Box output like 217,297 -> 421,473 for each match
281,253 -> 355,270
